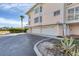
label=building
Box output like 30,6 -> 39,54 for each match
64,3 -> 79,38
26,3 -> 79,38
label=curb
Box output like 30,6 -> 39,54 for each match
27,33 -> 63,39
33,39 -> 47,56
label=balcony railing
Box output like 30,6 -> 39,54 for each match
65,19 -> 79,24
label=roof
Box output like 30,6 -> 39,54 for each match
26,3 -> 39,15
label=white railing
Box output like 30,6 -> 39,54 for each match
65,19 -> 79,24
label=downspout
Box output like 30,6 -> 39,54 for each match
40,4 -> 42,33
63,3 -> 67,37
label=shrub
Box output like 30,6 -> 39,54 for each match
47,37 -> 79,56
60,37 -> 75,55
24,28 -> 28,32
9,28 -> 28,33
60,37 -> 79,56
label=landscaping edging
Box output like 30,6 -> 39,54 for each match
34,37 -> 63,56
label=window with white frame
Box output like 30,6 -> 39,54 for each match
68,8 -> 74,14
75,7 -> 79,13
34,7 -> 39,14
67,7 -> 79,20
40,16 -> 42,23
75,15 -> 79,19
54,10 -> 60,16
68,15 -> 74,20
34,16 -> 42,23
68,8 -> 74,20
34,17 -> 39,23
75,7 -> 79,19
40,6 -> 42,12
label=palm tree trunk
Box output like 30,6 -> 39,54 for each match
21,19 -> 23,28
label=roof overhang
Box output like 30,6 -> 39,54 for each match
26,3 -> 39,15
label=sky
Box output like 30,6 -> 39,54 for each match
0,3 -> 34,28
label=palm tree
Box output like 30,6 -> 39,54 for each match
20,15 -> 24,28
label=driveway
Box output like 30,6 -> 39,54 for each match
0,33 -> 48,56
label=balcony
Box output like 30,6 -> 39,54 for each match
65,19 -> 79,24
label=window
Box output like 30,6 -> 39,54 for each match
54,10 -> 60,16
40,16 -> 42,22
67,7 -> 79,20
34,17 -> 39,23
75,15 -> 79,19
34,16 -> 42,23
75,7 -> 79,19
68,8 -> 74,20
34,7 -> 39,14
40,6 -> 42,12
75,7 -> 79,13
68,15 -> 74,20
68,8 -> 74,14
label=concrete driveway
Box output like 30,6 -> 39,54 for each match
0,33 -> 48,56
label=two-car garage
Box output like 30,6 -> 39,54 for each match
42,25 -> 58,35
32,27 -> 41,33
28,25 -> 63,36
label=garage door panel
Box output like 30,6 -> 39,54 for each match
32,27 -> 41,33
42,26 -> 58,35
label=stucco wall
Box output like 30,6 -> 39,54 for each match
42,3 -> 64,25
28,4 -> 42,27
69,24 -> 79,35
27,3 -> 64,27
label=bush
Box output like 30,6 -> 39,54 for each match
24,28 -> 28,32
60,37 -> 79,56
60,37 -> 75,56
46,37 -> 79,56
9,28 -> 28,33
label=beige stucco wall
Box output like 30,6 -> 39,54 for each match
27,3 -> 64,27
28,4 -> 42,27
27,3 -> 79,36
27,3 -> 64,36
42,3 -> 64,25
58,25 -> 63,36
69,24 -> 79,35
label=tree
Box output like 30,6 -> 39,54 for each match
20,15 -> 24,28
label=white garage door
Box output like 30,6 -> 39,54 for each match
32,27 -> 41,33
42,25 -> 57,35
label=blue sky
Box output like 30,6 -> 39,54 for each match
0,3 -> 34,28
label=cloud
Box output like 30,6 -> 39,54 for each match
0,3 -> 34,13
0,17 -> 28,28
0,3 -> 34,28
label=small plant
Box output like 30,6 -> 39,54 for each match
71,48 -> 79,56
61,37 -> 75,55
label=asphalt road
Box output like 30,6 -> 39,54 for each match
0,33 -> 48,56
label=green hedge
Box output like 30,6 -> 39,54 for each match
9,28 -> 28,33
